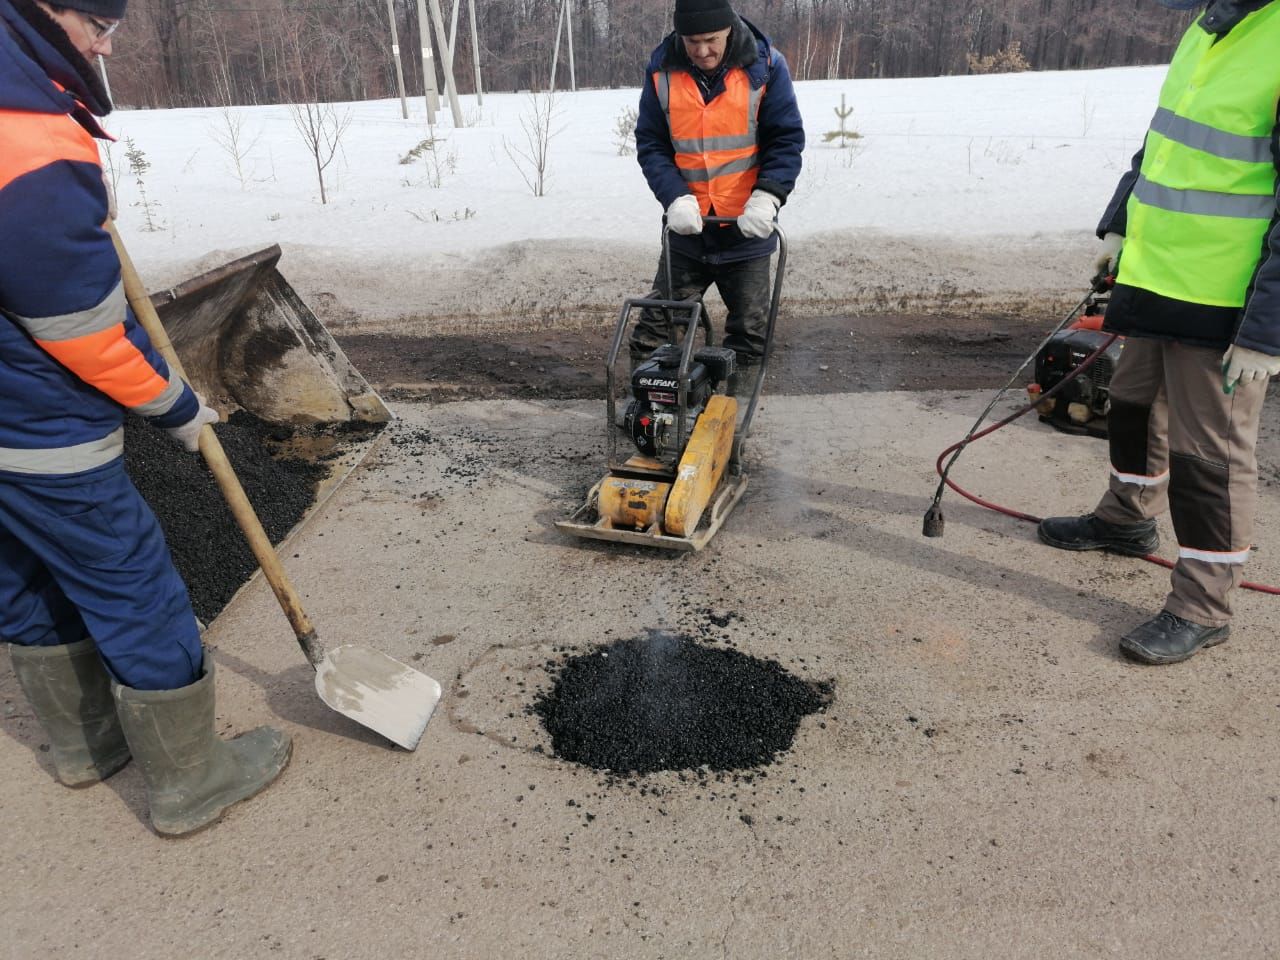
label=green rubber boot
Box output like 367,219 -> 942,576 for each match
111,654 -> 291,837
9,638 -> 131,787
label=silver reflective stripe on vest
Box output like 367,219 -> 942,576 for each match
746,83 -> 763,139
672,132 -> 757,153
0,427 -> 124,475
1134,174 -> 1275,220
679,155 -> 758,182
661,69 -> 763,158
13,281 -> 125,342
1150,107 -> 1273,165
131,375 -> 184,418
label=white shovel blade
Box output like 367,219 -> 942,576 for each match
313,644 -> 442,750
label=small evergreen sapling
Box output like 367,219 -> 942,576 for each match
823,94 -> 861,148
124,137 -> 162,231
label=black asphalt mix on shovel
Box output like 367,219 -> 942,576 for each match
109,223 -> 441,750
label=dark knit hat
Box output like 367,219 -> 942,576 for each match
673,0 -> 734,35
58,0 -> 127,19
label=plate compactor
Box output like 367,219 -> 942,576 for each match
557,221 -> 786,551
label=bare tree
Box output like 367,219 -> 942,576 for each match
105,0 -> 1194,108
209,107 -> 261,189
503,90 -> 560,197
289,102 -> 352,204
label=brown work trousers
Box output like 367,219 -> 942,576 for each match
1093,338 -> 1268,626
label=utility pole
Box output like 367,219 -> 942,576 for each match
549,0 -> 576,94
467,0 -> 483,105
385,0 -> 409,119
427,0 -> 465,126
414,0 -> 439,126
565,0 -> 576,92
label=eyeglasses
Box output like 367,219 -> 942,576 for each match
79,10 -> 121,40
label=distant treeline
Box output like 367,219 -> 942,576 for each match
107,0 -> 1192,108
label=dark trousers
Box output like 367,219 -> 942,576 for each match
0,459 -> 202,690
1094,338 -> 1268,625
629,248 -> 771,368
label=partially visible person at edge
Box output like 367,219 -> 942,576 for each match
0,0 -> 290,834
1038,0 -> 1280,665
629,0 -> 804,398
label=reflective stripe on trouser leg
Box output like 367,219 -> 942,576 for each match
715,254 -> 771,365
630,248 -> 714,361
1094,338 -> 1170,524
0,524 -> 87,646
0,460 -> 202,690
1162,343 -> 1266,626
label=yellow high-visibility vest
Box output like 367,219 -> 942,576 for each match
1119,3 -> 1280,307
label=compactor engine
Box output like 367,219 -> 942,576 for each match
624,344 -> 737,460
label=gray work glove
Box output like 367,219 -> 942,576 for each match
1222,344 -> 1280,394
1094,232 -> 1123,278
665,194 -> 703,236
165,396 -> 220,452
737,190 -> 780,239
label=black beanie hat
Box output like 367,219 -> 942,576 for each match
673,0 -> 734,36
59,0 -> 127,19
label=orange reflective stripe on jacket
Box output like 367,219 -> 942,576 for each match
654,67 -> 765,218
0,107 -> 100,192
36,323 -> 175,410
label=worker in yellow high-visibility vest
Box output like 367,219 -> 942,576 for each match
1040,0 -> 1280,664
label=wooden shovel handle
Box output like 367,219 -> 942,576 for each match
107,223 -> 325,668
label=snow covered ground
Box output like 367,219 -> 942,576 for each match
104,66 -> 1166,331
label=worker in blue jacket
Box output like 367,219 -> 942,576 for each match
630,0 -> 804,395
0,0 -> 289,835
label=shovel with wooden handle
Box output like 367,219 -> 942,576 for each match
108,223 -> 441,750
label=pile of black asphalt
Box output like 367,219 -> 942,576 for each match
533,630 -> 832,775
123,411 -> 328,624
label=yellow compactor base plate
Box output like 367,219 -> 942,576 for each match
555,396 -> 744,551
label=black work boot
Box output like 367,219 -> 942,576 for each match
1119,611 -> 1229,665
1037,513 -> 1159,556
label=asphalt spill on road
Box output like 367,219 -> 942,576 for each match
533,629 -> 832,775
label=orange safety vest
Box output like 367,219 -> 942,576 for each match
653,65 -> 766,218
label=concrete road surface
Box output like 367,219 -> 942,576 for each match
3,391 -> 1279,959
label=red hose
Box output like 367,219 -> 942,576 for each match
935,390 -> 1280,596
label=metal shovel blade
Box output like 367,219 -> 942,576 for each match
313,645 -> 442,750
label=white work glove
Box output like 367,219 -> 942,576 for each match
1094,231 -> 1124,278
165,396 -> 219,452
1222,344 -> 1280,394
665,194 -> 703,236
737,190 -> 780,239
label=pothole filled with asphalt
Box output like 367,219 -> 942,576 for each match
532,629 -> 832,775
